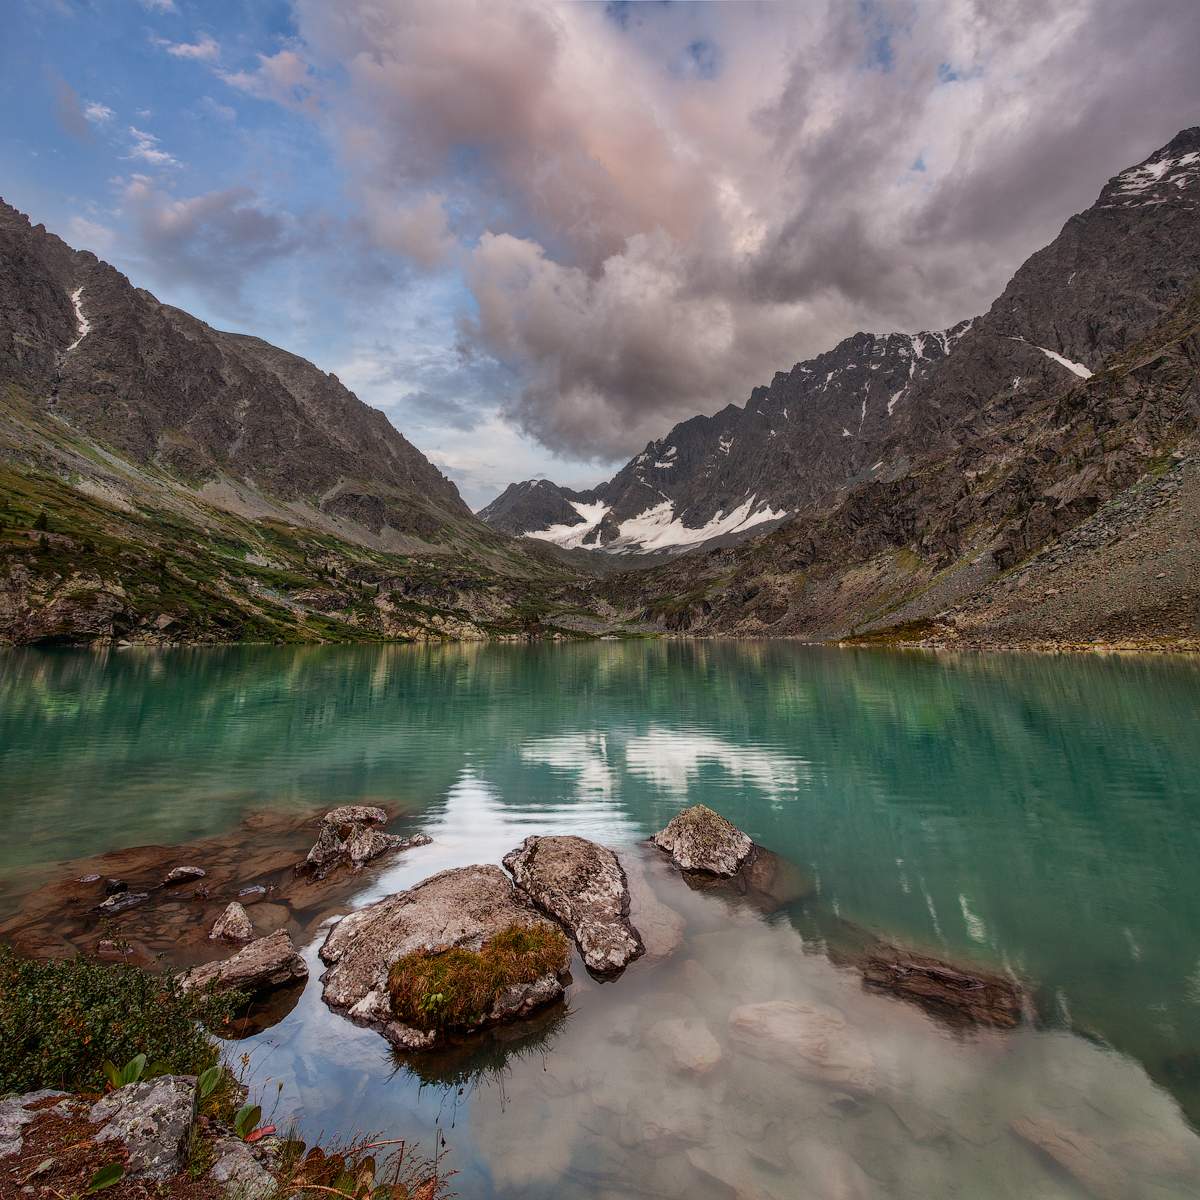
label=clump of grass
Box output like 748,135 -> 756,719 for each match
387,924 -> 570,1032
0,948 -> 243,1095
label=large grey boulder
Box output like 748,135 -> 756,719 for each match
89,1075 -> 197,1179
302,808 -> 430,879
319,864 -> 569,1049
180,929 -> 308,996
651,805 -> 753,876
0,1090 -> 69,1158
503,835 -> 643,975
728,1000 -> 877,1094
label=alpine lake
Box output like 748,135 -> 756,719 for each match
2,641 -> 1200,1199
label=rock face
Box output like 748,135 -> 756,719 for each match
318,864 -> 569,1049
180,929 -> 308,996
728,1001 -> 877,1094
503,835 -> 643,975
652,805 -> 753,876
0,1090 -> 69,1158
89,1076 -> 197,1180
860,944 -> 1026,1028
302,808 -> 430,880
210,901 -> 254,943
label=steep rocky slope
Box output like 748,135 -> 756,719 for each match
0,201 -> 626,646
485,130 -> 1200,570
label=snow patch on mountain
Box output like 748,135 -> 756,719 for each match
526,500 -> 611,548
608,495 -> 787,553
66,286 -> 90,351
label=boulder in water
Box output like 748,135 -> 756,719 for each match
301,808 -> 430,880
318,864 -> 569,1049
180,929 -> 308,997
209,901 -> 254,943
503,835 -> 643,975
651,805 -> 753,876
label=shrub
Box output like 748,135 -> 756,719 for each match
0,949 -> 242,1095
387,923 -> 569,1032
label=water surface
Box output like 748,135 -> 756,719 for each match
3,642 -> 1200,1197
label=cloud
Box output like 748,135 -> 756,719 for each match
119,177 -> 303,297
197,96 -> 236,123
126,125 -> 183,168
66,216 -> 116,256
83,101 -> 114,125
220,48 -> 321,114
274,0 -> 1200,462
160,33 -> 220,62
138,0 -> 177,11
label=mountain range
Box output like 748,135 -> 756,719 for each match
1,128 -> 1198,649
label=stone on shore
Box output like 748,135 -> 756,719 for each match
319,864 -> 569,1049
652,805 -> 753,876
209,901 -> 254,943
301,807 -> 430,880
208,1136 -> 278,1200
860,944 -> 1026,1028
180,929 -> 308,996
503,835 -> 644,975
0,1091 -> 69,1158
164,865 -> 206,885
89,1076 -> 197,1180
728,1000 -> 877,1094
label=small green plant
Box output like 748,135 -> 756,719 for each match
101,1052 -> 147,1090
198,1063 -> 223,1099
234,1102 -> 262,1140
83,1163 -> 124,1194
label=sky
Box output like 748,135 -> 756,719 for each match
2,1 -> 1199,509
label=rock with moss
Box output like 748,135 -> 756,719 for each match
503,835 -> 643,975
318,864 -> 570,1049
651,805 -> 753,877
89,1075 -> 197,1180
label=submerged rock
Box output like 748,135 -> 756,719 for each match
1011,1115 -> 1130,1200
180,929 -> 308,997
209,901 -> 254,943
652,805 -> 753,876
301,807 -> 430,880
645,1017 -> 723,1076
728,1000 -> 877,1094
96,890 -> 150,915
319,864 -> 569,1049
622,852 -> 686,959
503,835 -> 644,975
164,865 -> 206,885
89,1076 -> 196,1180
860,944 -> 1026,1029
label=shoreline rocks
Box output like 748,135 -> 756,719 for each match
180,929 -> 308,997
209,901 -> 254,943
301,806 -> 431,879
652,805 -> 753,876
319,864 -> 570,1050
503,835 -> 644,975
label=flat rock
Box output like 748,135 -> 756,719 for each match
89,1075 -> 197,1180
164,865 -> 206,885
180,929 -> 308,996
652,805 -> 753,876
96,890 -> 150,914
319,864 -> 568,1049
503,835 -> 643,975
646,1017 -> 723,1075
728,1000 -> 877,1094
210,901 -> 254,942
860,944 -> 1026,1028
0,1090 -> 69,1158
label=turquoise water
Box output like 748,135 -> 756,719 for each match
3,642 -> 1200,1197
